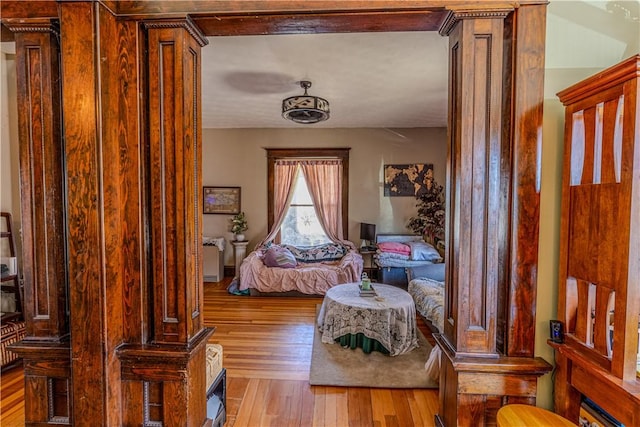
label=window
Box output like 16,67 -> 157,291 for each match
266,148 -> 350,245
280,171 -> 331,246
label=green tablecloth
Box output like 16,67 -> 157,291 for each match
336,332 -> 390,355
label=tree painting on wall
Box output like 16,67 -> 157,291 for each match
383,163 -> 434,197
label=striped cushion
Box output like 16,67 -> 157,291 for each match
1,321 -> 25,367
263,246 -> 297,268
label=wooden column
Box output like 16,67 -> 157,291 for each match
144,18 -> 207,345
435,5 -> 551,426
7,3 -> 212,425
502,4 -> 548,358
441,9 -> 508,357
56,2 -> 132,423
116,17 -> 213,427
4,19 -> 72,425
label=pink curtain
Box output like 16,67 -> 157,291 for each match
300,160 -> 355,250
256,160 -> 298,248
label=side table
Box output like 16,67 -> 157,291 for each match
358,249 -> 378,281
231,240 -> 249,279
203,237 -> 225,282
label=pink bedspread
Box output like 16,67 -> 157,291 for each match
239,249 -> 363,295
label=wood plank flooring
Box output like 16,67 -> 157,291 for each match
1,278 -> 439,426
0,363 -> 23,426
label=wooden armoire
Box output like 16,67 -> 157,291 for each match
1,1 -> 551,426
551,55 -> 640,426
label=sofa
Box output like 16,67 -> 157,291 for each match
238,242 -> 363,295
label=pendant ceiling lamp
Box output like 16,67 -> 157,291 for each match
282,80 -> 330,124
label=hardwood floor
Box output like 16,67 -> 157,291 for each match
1,278 -> 439,426
0,362 -> 23,426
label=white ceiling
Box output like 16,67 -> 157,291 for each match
201,32 -> 450,129
199,1 -> 640,130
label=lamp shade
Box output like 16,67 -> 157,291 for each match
360,223 -> 376,242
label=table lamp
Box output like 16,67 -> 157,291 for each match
360,223 -> 376,251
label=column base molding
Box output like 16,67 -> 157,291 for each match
117,327 -> 214,381
434,334 -> 552,427
116,327 -> 215,426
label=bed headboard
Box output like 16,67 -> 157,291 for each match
375,233 -> 423,244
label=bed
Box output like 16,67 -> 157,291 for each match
374,234 -> 443,288
406,263 -> 446,382
407,264 -> 445,333
238,242 -> 363,295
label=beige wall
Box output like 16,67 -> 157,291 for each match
202,127 -> 447,265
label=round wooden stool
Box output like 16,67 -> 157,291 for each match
497,404 -> 576,427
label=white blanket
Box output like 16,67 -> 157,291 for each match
408,277 -> 445,383
203,236 -> 225,251
408,277 -> 444,332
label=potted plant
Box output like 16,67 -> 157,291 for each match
230,211 -> 248,241
406,179 -> 445,246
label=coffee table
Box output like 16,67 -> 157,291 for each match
317,282 -> 419,356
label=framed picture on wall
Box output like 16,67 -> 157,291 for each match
383,163 -> 434,197
203,186 -> 241,214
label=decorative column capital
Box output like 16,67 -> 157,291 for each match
3,18 -> 59,36
439,9 -> 512,36
143,16 -> 208,47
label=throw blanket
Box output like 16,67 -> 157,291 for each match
407,277 -> 445,382
407,278 -> 445,332
203,236 -> 225,251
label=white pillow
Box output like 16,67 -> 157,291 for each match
407,241 -> 442,262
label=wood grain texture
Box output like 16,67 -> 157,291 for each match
496,404 -> 575,427
438,5 -> 549,424
193,10 -> 449,36
0,0 -> 546,27
8,21 -> 67,340
146,19 -> 207,345
97,7 -> 147,424
3,278 -> 443,426
503,3 -> 547,358
553,54 -> 640,427
4,4 -> 111,426
0,1 -> 58,20
202,278 -> 439,427
0,365 -> 24,426
442,10 -> 508,356
97,0 -> 549,18
2,2 -> 554,425
97,6 -> 146,346
59,1 -> 110,422
435,332 -> 551,427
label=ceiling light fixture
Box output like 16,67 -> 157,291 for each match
282,80 -> 330,124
